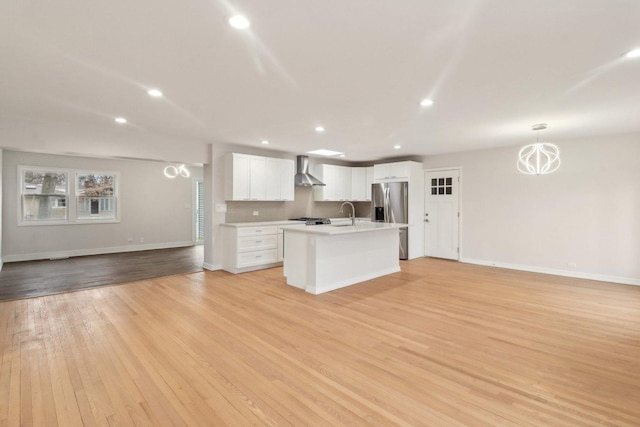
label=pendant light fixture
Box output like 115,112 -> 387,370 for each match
517,124 -> 561,175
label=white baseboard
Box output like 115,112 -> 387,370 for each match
2,241 -> 195,263
202,263 -> 222,271
460,257 -> 640,287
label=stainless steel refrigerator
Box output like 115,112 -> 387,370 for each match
371,182 -> 409,260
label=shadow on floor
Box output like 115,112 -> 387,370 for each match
0,245 -> 204,301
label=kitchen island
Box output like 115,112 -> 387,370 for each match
281,222 -> 406,295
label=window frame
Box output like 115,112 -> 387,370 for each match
18,165 -> 70,226
17,165 -> 121,226
74,170 -> 120,224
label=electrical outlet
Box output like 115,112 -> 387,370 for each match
127,237 -> 133,243
567,262 -> 577,268
253,211 -> 259,216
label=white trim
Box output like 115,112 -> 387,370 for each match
460,257 -> 640,287
202,263 -> 222,271
0,258 -> 3,272
3,241 -> 194,263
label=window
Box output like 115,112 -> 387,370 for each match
18,166 -> 120,226
430,176 -> 453,195
76,172 -> 117,221
20,167 -> 69,224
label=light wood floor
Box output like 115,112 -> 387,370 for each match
1,258 -> 639,426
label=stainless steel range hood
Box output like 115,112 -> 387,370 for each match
294,155 -> 325,186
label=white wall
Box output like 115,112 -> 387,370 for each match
0,126 -> 209,165
0,149 -> 3,269
422,133 -> 640,285
2,150 -> 203,262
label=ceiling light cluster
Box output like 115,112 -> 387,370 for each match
164,164 -> 190,179
517,124 -> 561,175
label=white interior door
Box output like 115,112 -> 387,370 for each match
424,169 -> 460,260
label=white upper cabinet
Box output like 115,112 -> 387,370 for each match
365,166 -> 374,201
313,164 -> 336,201
266,157 -> 294,201
249,156 -> 267,200
351,167 -> 367,201
373,161 -> 414,182
313,164 -> 353,201
226,153 -> 294,201
337,166 -> 352,201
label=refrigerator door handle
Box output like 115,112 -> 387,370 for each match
383,185 -> 390,223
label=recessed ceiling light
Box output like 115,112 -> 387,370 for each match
626,48 -> 640,58
393,145 -> 401,149
147,89 -> 163,98
228,15 -> 250,30
419,98 -> 433,107
307,149 -> 343,156
114,117 -> 127,124
339,154 -> 346,158
261,140 -> 269,145
315,126 -> 325,133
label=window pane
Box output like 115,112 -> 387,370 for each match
76,173 -> 117,220
438,178 -> 445,185
446,177 -> 452,185
21,170 -> 68,222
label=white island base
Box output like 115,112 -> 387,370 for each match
282,223 -> 403,295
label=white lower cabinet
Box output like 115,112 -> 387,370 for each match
277,226 -> 285,262
221,222 -> 295,273
221,225 -> 280,273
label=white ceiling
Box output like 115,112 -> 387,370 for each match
1,0 -> 639,162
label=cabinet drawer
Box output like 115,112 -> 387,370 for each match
238,235 -> 277,252
237,249 -> 278,268
237,226 -> 278,236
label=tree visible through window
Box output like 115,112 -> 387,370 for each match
76,173 -> 117,220
21,169 -> 68,222
19,166 -> 120,225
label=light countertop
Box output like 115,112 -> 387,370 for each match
280,222 -> 406,235
221,217 -> 371,228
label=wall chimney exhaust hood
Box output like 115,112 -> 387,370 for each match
294,155 -> 325,186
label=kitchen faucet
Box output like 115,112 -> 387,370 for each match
339,201 -> 356,226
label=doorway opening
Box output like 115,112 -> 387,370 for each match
195,180 -> 205,244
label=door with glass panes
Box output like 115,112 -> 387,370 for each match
424,169 -> 460,259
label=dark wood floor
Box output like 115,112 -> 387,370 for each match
0,245 -> 204,301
